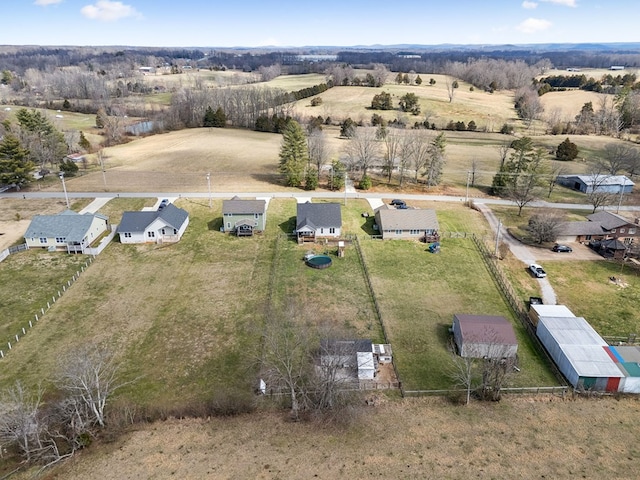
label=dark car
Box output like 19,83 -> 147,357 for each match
390,199 -> 406,206
158,198 -> 170,211
396,203 -> 408,209
552,244 -> 572,253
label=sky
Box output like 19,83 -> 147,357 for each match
1,0 -> 639,48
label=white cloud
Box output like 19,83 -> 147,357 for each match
540,0 -> 577,6
522,1 -> 538,9
81,1 -> 141,21
34,0 -> 63,5
516,17 -> 553,34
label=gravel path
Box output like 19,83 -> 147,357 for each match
476,203 -> 557,305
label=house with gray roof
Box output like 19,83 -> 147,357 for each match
295,202 -> 342,241
452,314 -> 518,359
118,203 -> 189,244
24,210 -> 110,253
222,196 -> 267,236
556,211 -> 638,245
374,206 -> 439,241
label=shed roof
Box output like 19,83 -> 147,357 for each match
561,174 -> 634,187
296,202 -> 341,230
453,314 -> 517,346
24,210 -> 107,243
530,304 -> 575,318
537,316 -> 608,347
375,208 -> 439,231
222,196 -> 266,215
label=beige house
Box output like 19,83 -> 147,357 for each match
374,206 -> 439,241
24,210 -> 109,253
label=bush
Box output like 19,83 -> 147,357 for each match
555,137 -> 579,161
500,123 -> 514,134
310,97 -> 323,106
359,174 -> 372,190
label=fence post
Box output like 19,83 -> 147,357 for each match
22,328 -> 25,335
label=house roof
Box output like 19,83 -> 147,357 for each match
600,238 -> 627,250
24,210 -> 107,243
560,174 -> 634,187
557,221 -> 605,236
296,202 -> 341,230
375,208 -> 439,231
222,196 -> 266,215
454,314 -> 518,346
118,204 -> 189,233
586,211 -> 633,230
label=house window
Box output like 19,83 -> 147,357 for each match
39,238 -> 47,244
409,229 -> 420,235
227,223 -> 231,229
161,228 -> 166,235
329,227 -> 335,234
173,229 -> 177,234
395,230 -> 402,235
630,228 -> 636,234
620,228 -> 625,234
586,235 -> 592,240
254,213 -> 259,219
147,231 -> 155,238
611,229 -> 616,233
320,228 -> 324,234
55,237 -> 66,243
124,233 -> 132,238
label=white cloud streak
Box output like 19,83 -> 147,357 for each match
540,0 -> 577,6
516,18 -> 553,33
34,0 -> 63,5
81,1 -> 141,21
522,1 -> 538,9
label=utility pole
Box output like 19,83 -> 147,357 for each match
616,177 -> 626,214
206,172 -> 212,208
59,172 -> 70,209
465,170 -> 471,204
98,149 -> 107,189
344,172 -> 348,205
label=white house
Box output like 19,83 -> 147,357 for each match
118,204 -> 189,244
24,210 -> 110,254
296,202 -> 342,241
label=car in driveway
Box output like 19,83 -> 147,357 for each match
552,244 -> 572,253
529,263 -> 547,278
390,199 -> 406,207
158,198 -> 170,211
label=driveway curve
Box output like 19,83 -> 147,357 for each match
475,204 -> 557,305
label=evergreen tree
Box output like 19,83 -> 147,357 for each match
0,134 -> 34,187
340,118 -> 357,138
359,174 -> 372,190
328,160 -> 346,190
278,121 -> 308,187
399,93 -> 420,115
78,131 -> 91,152
203,106 -> 216,127
555,137 -> 579,161
95,108 -> 107,128
304,168 -> 318,190
415,75 -> 422,85
62,99 -> 71,110
59,158 -> 79,177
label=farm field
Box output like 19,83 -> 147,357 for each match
42,395 -> 640,480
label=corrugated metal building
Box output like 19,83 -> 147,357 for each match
529,304 -> 575,326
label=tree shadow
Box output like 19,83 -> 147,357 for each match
250,173 -> 285,187
360,215 -> 377,235
207,217 -> 223,231
279,216 -> 296,236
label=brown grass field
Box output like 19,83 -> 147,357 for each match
39,395 -> 640,480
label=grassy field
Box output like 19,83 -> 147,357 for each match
41,395 -> 640,480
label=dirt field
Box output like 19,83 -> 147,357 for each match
41,395 -> 640,480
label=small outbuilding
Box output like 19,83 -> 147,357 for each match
452,314 -> 518,359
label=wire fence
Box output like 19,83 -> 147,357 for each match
0,256 -> 95,360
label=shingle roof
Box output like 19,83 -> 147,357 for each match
454,314 -> 518,346
557,221 -> 605,236
118,204 -> 188,233
586,211 -> 633,230
375,208 -> 439,231
296,202 -> 341,230
222,196 -> 266,215
24,210 -> 106,243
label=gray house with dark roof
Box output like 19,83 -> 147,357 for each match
222,196 -> 267,236
295,202 -> 342,241
118,203 -> 189,244
24,210 -> 110,253
374,206 -> 439,241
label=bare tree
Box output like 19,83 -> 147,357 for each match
597,142 -> 640,175
546,164 -> 566,198
55,344 -> 125,428
515,87 -> 544,128
585,171 -> 618,213
0,382 -> 46,463
498,141 -> 511,170
307,130 -> 330,181
381,128 -> 402,183
448,339 -> 477,405
528,209 -> 565,244
444,75 -> 457,103
343,127 -> 380,180
406,130 -> 432,183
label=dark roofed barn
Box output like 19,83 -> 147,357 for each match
452,314 -> 518,358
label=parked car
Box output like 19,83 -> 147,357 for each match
552,244 -> 572,253
529,263 -> 547,278
396,203 -> 408,209
158,198 -> 170,211
390,199 -> 406,206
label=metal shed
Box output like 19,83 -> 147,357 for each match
536,316 -> 623,392
529,304 -> 575,326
